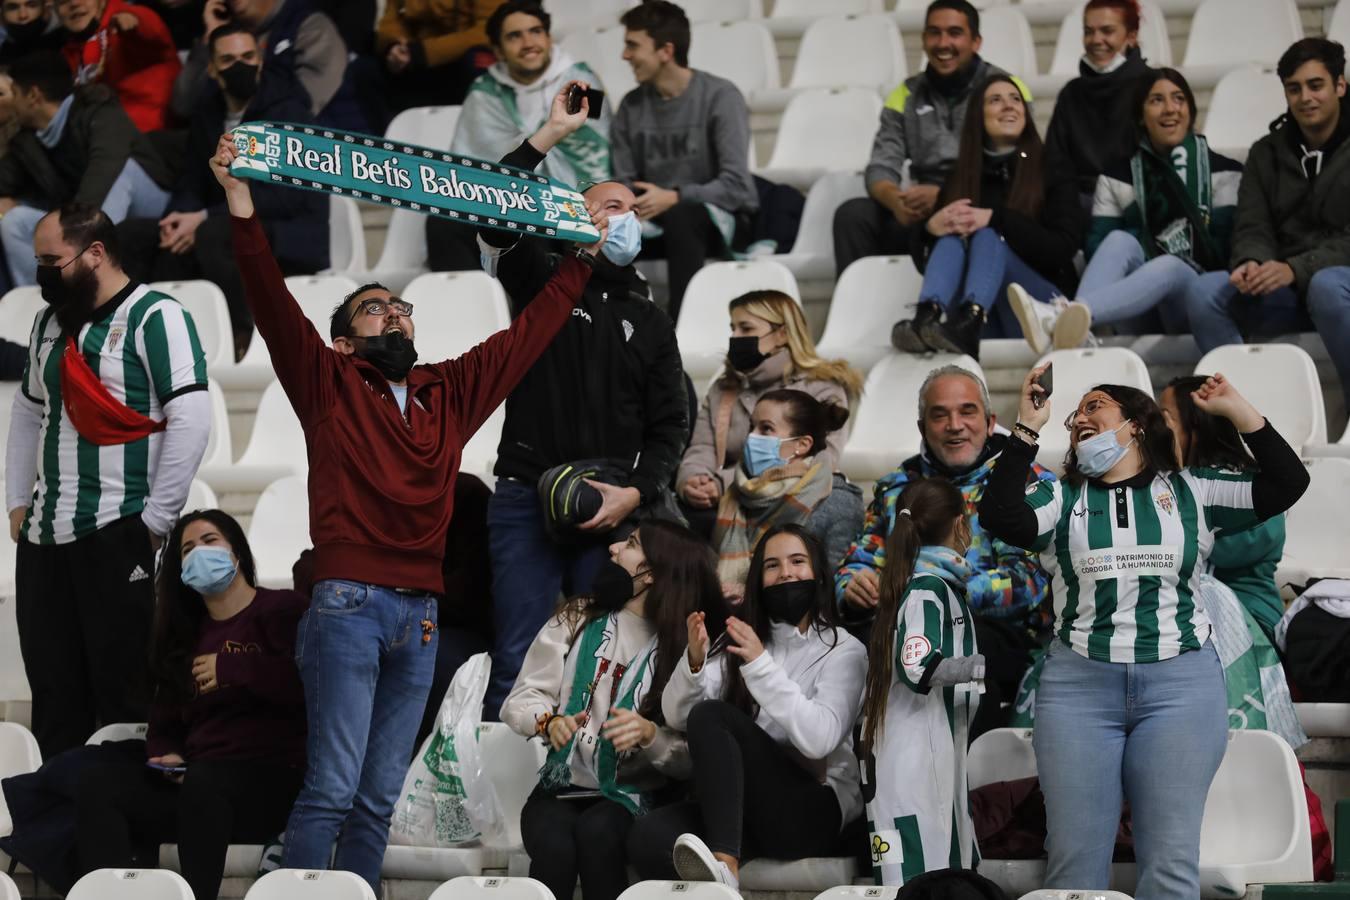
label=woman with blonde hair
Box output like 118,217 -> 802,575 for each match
677,290 -> 864,538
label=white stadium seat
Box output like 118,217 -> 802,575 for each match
150,280 -> 233,375
1193,343 -> 1326,452
198,380 -> 305,493
184,479 -> 219,514
1294,703 -> 1350,738
689,21 -> 781,97
813,886 -> 899,900
1049,0 -> 1171,76
975,8 -> 1038,79
247,475 -> 311,590
1033,347 -> 1153,474
1202,66 -> 1288,162
677,0 -> 762,22
560,26 -> 636,109
0,286 -> 45,343
758,88 -> 884,191
841,353 -> 985,483
429,877 -> 556,900
1182,0 -> 1302,79
460,405 -> 504,483
0,595 -> 28,705
753,15 -> 905,112
0,871 -> 19,900
676,260 -> 800,382
1020,892 -> 1134,900
545,0 -> 630,38
771,0 -> 883,16
87,723 -> 148,745
766,171 -> 867,301
68,869 -> 193,900
1330,0 -> 1350,46
245,869 -> 376,900
618,884 -> 741,900
402,270 -> 511,364
0,722 -> 41,838
816,256 -> 923,374
201,382 -> 233,471
1277,457 -> 1350,591
740,857 -> 861,892
384,723 -> 546,879
329,195 -> 368,274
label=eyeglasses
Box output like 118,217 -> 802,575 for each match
1064,396 -> 1121,430
349,297 -> 414,323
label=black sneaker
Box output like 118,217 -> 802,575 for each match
930,302 -> 986,360
892,301 -> 942,353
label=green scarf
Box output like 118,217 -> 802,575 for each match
714,459 -> 833,588
537,613 -> 658,815
1130,132 -> 1222,271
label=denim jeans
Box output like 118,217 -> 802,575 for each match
283,579 -> 440,892
1,159 -> 170,285
1033,640 -> 1227,899
919,228 -> 1060,338
1183,271 -> 1310,354
483,478 -> 608,718
1307,266 -> 1350,397
1078,230 -> 1197,329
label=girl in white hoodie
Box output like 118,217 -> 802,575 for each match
626,523 -> 868,889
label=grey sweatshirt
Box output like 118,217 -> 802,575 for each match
611,69 -> 758,214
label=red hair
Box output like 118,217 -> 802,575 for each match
1085,0 -> 1141,33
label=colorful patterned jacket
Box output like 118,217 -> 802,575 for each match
834,434 -> 1055,625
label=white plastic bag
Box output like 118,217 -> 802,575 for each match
388,653 -> 508,847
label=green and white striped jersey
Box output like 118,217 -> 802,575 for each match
866,572 -> 980,886
1023,468 -> 1262,663
17,284 -> 207,545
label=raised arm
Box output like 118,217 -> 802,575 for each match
978,364 -> 1055,550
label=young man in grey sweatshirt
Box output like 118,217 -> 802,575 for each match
831,0 -> 1025,275
611,1 -> 758,322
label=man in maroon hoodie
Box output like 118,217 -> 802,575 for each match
209,82 -> 603,891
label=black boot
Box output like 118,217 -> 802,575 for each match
930,302 -> 987,360
892,301 -> 942,353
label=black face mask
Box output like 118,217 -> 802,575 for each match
5,18 -> 48,46
591,559 -> 645,611
37,257 -> 99,333
760,579 -> 817,625
727,335 -> 768,373
353,330 -> 418,382
219,62 -> 260,103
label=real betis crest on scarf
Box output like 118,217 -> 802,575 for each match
229,121 -> 601,243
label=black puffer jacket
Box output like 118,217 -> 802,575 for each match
1043,47 -> 1153,197
479,141 -> 689,503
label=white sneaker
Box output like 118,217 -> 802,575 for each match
1007,283 -> 1059,355
1052,300 -> 1094,349
673,833 -> 739,890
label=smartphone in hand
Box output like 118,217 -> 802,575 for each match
566,84 -> 605,119
1033,362 -> 1053,409
147,761 -> 187,774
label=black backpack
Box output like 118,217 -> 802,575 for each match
895,869 -> 1011,900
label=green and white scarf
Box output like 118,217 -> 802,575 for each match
537,613 -> 659,815
1130,132 -> 1222,270
229,121 -> 600,243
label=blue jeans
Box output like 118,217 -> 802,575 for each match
1307,266 -> 1350,397
1033,640 -> 1227,898
283,579 -> 440,892
483,478 -> 608,718
920,228 -> 1060,338
1183,270 -> 1311,354
1078,230 -> 1196,329
1,159 -> 170,285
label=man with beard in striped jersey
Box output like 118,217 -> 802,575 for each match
980,368 -> 1308,900
5,203 -> 211,758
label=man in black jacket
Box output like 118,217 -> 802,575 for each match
477,89 -> 689,716
0,51 -> 172,286
118,22 -> 329,355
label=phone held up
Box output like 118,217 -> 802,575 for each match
1033,362 -> 1053,410
566,84 -> 605,120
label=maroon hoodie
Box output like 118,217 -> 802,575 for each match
232,214 -> 587,594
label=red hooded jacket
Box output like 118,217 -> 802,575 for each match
62,0 -> 181,132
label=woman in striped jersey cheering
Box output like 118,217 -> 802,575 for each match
859,478 -> 985,886
980,368 -> 1309,899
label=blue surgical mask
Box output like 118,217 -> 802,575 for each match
743,433 -> 797,477
1076,421 -> 1135,478
601,211 -> 642,266
180,545 -> 239,596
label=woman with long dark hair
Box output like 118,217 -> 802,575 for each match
859,478 -> 984,885
979,367 -> 1309,897
626,524 -> 867,889
75,510 -> 308,900
501,519 -> 722,900
893,74 -> 1086,360
1013,68 -> 1244,352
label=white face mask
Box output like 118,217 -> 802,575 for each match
1076,421 -> 1136,477
1084,52 -> 1128,75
